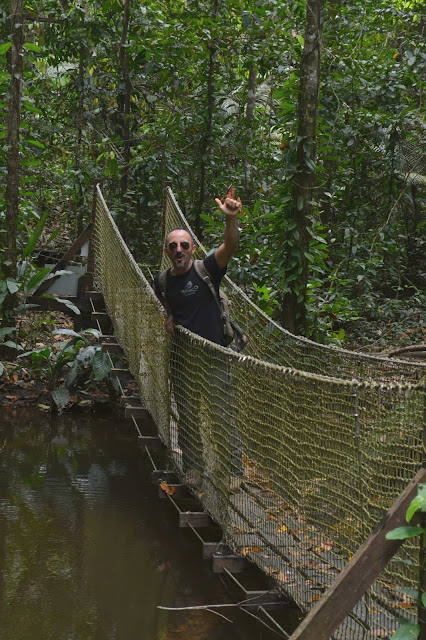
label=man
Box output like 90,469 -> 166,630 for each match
156,194 -> 241,342
154,193 -> 242,487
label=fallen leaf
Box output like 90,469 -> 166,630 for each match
277,524 -> 288,533
160,482 -> 176,496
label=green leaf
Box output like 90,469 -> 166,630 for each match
26,267 -> 51,292
40,295 -> 81,315
200,213 -> 215,223
407,494 -> 426,522
52,388 -> 70,408
422,593 -> 426,608
2,340 -> 23,350
23,42 -> 42,52
6,279 -> 20,294
0,363 -> 4,376
55,297 -> 81,315
22,210 -> 49,258
55,329 -> 82,339
31,348 -> 51,362
0,43 -> 12,55
26,139 -> 46,149
81,328 -> 100,339
0,327 -> 16,339
386,526 -> 424,540
297,35 -> 305,48
395,587 -> 419,599
391,621 -> 419,639
93,350 -> 112,381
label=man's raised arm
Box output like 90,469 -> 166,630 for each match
214,195 -> 241,269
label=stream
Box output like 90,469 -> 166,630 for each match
0,407 -> 298,640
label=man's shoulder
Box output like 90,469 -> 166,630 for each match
203,252 -> 226,278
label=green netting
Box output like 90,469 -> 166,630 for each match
94,185 -> 426,640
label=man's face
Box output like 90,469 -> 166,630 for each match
165,230 -> 196,273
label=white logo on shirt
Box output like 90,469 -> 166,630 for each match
181,281 -> 199,296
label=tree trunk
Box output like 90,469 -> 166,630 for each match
76,51 -> 85,236
281,0 -> 324,334
119,0 -> 132,205
196,0 -> 219,240
244,61 -> 257,191
4,0 -> 23,289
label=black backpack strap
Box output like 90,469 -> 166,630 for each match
193,259 -> 221,310
157,268 -> 172,314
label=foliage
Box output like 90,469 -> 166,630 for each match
0,0 -> 424,343
385,484 -> 426,639
17,327 -> 112,410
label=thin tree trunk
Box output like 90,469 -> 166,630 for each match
281,0 -> 324,334
76,51 -> 85,236
196,0 -> 219,240
4,0 -> 23,289
119,0 -> 132,204
244,61 -> 257,191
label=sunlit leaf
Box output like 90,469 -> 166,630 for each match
390,621 -> 419,639
386,526 -> 423,540
23,42 -> 42,52
0,43 -> 11,55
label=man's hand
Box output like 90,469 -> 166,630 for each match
165,314 -> 175,335
215,196 -> 242,217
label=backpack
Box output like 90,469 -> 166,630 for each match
157,259 -> 247,352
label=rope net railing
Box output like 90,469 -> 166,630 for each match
163,188 -> 426,385
93,185 -> 426,640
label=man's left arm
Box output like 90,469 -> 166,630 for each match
214,196 -> 241,269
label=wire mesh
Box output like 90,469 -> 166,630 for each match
93,185 -> 426,640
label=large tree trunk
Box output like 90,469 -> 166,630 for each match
4,0 -> 23,291
281,0 -> 324,334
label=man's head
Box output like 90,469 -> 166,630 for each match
164,228 -> 197,274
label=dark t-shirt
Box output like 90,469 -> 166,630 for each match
154,253 -> 227,346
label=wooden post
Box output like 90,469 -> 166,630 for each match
419,392 -> 426,640
288,467 -> 426,640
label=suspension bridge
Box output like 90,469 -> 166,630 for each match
36,184 -> 426,640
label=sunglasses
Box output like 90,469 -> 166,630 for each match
168,241 -> 190,251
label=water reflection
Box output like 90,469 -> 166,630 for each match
0,408 -> 288,640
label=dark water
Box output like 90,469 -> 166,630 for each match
0,408 -> 294,640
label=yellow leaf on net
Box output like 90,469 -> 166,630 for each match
310,594 -> 321,603
241,548 -> 250,556
277,524 -> 288,533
